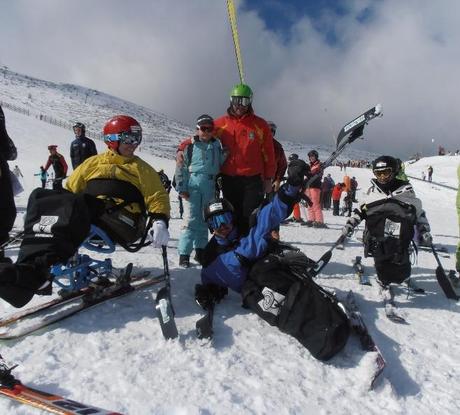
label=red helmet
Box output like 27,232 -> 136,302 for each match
103,115 -> 142,151
48,145 -> 57,150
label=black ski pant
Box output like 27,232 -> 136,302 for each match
0,156 -> 16,244
332,200 -> 340,216
221,174 -> 264,237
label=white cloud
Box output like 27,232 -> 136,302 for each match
1,0 -> 459,156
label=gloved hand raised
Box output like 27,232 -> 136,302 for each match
148,220 -> 169,248
287,159 -> 309,186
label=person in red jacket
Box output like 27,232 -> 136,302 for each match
43,145 -> 68,190
332,183 -> 345,216
213,84 -> 276,236
267,121 -> 287,192
267,121 -> 287,240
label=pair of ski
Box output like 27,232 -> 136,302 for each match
0,358 -> 122,414
343,291 -> 386,389
0,260 -> 174,340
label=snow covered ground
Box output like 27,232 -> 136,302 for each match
1,107 -> 460,415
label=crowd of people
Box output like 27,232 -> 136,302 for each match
0,85 -> 459,354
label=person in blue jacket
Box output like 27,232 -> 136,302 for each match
175,114 -> 227,267
195,159 -> 309,303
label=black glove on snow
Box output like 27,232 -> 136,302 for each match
287,159 -> 309,186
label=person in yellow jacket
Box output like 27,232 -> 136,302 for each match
0,115 -> 170,309
66,115 -> 170,246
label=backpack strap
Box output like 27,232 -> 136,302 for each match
83,178 -> 146,212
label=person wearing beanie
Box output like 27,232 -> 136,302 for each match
70,122 -> 97,170
175,114 -> 227,267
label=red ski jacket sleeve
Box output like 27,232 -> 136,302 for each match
273,139 -> 287,180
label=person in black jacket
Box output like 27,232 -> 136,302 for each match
69,122 -> 97,170
0,105 -> 17,246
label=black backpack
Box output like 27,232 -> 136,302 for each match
241,248 -> 350,361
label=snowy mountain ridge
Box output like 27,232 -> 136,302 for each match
0,65 -> 379,162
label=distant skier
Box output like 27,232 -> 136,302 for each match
304,150 -> 327,228
342,155 -> 431,288
43,145 -> 68,190
12,165 -> 23,178
331,183 -> 345,216
350,176 -> 358,202
427,165 -> 433,182
69,122 -> 97,170
34,166 -> 48,189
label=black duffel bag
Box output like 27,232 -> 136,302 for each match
17,188 -> 102,265
241,249 -> 350,361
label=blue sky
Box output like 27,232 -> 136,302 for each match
0,0 -> 459,156
242,0 -> 348,43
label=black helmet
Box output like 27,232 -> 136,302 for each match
203,198 -> 235,231
372,155 -> 399,184
308,150 -> 319,159
372,155 -> 399,172
288,153 -> 299,162
73,122 -> 86,135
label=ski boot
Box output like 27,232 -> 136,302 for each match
0,356 -> 18,389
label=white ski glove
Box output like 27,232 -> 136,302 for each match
148,220 -> 169,248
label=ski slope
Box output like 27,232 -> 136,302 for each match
1,108 -> 460,415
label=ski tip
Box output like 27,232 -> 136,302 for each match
374,104 -> 383,116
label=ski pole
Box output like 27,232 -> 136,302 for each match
311,233 -> 346,277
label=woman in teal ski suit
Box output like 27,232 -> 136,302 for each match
175,115 -> 227,267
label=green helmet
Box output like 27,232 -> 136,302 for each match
230,83 -> 253,99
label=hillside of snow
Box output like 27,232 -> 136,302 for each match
0,66 -> 378,163
1,99 -> 460,413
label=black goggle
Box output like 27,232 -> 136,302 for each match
231,96 -> 252,107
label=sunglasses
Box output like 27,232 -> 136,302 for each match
231,96 -> 252,107
197,125 -> 213,133
207,211 -> 233,230
105,131 -> 142,145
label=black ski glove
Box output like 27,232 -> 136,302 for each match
195,283 -> 228,309
287,159 -> 309,186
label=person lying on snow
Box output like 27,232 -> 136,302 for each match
0,115 -> 170,308
195,159 -> 350,361
341,155 -> 431,289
